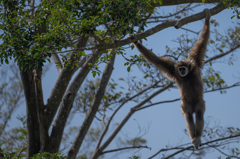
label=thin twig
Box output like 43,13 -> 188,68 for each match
17,148 -> 27,158
204,44 -> 240,64
180,27 -> 200,34
97,83 -> 174,156
101,146 -> 150,155
136,98 -> 180,111
101,106 -> 106,128
149,4 -> 192,19
94,81 -> 161,151
209,145 -> 233,157
149,134 -> 240,159
137,82 -> 240,111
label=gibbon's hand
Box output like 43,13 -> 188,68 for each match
128,35 -> 138,44
204,8 -> 211,20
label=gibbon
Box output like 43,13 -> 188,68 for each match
129,9 -> 211,149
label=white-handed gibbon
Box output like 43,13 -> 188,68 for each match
129,9 -> 211,149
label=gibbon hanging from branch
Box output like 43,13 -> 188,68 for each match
129,9 -> 211,149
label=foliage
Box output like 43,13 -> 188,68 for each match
0,0 -> 156,70
222,0 -> 240,19
2,151 -> 66,159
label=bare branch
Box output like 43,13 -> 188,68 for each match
136,98 -> 180,111
94,81 -> 161,152
101,107 -> 107,128
149,134 -> 240,159
91,82 -> 174,159
175,2 -> 226,29
151,0 -> 220,7
17,147 -> 27,158
52,53 -> 63,73
66,51 -> 116,159
45,36 -> 89,130
138,82 -> 240,111
204,82 -> 240,93
33,69 -> 48,150
101,146 -> 150,155
149,4 -> 192,19
209,146 -> 233,157
180,27 -> 200,34
204,44 -> 240,64
146,20 -> 166,23
46,49 -> 103,153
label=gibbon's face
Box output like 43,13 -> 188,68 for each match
178,66 -> 189,77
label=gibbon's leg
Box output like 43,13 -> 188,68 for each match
192,100 -> 205,149
183,112 -> 195,139
181,102 -> 195,140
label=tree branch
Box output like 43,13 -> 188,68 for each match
137,82 -> 240,111
67,51 -> 116,159
204,82 -> 240,93
93,81 -> 161,152
52,53 -> 63,73
67,36 -> 89,62
136,98 -> 181,111
46,49 -> 103,153
149,4 -> 193,19
53,2 -> 227,52
92,82 -> 174,159
45,36 -> 89,130
204,44 -> 240,64
101,146 -> 150,155
73,55 -> 88,73
149,134 -> 240,159
151,0 -> 220,7
174,2 -> 226,28
33,69 -> 48,151
17,147 -> 27,158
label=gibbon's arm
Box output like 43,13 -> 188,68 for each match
187,9 -> 211,69
133,41 -> 176,79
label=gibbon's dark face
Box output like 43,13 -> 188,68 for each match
178,66 -> 189,77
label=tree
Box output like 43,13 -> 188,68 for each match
0,0 -> 240,159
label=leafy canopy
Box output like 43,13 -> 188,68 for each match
0,0 -> 160,70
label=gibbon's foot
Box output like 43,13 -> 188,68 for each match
128,35 -> 137,44
204,8 -> 211,20
192,137 -> 201,149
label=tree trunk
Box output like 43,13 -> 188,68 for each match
19,66 -> 40,158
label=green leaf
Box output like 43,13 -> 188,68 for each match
92,71 -> 96,77
34,53 -> 40,57
127,66 -> 131,72
210,40 -> 215,44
